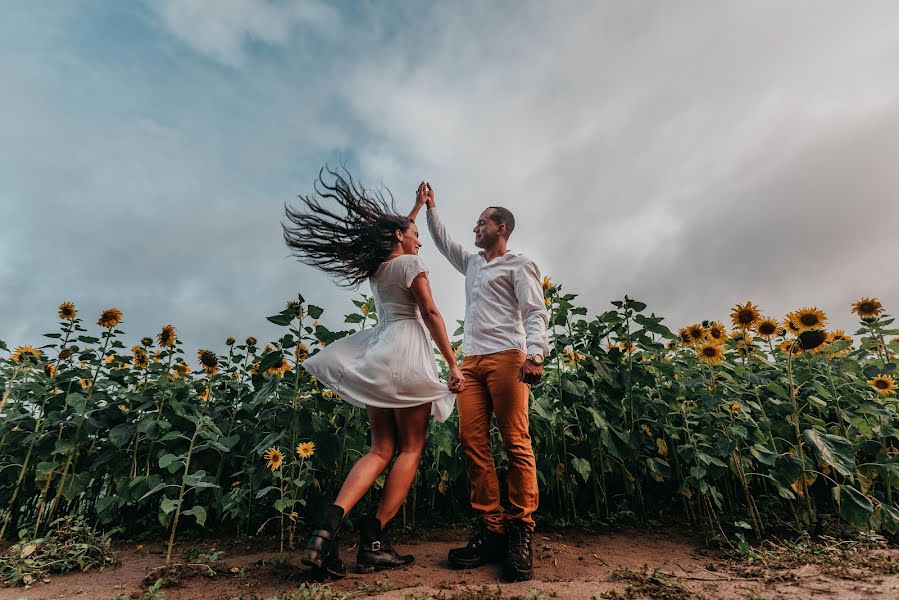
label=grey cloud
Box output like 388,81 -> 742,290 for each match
3,1 -> 899,358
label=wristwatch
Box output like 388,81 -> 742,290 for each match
526,353 -> 544,366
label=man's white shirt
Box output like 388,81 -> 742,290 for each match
426,207 -> 549,358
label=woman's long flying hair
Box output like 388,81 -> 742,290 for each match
283,166 -> 411,287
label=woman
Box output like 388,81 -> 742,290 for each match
283,168 -> 463,578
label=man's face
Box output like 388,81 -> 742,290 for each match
473,209 -> 501,248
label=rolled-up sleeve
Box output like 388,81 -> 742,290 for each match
426,208 -> 470,275
514,260 -> 550,356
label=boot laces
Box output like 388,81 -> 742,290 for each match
508,525 -> 531,558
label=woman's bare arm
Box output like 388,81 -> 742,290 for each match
409,272 -> 464,392
408,181 -> 428,222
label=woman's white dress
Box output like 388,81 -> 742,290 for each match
301,254 -> 456,422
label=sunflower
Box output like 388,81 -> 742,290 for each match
157,325 -> 176,348
296,441 -> 315,459
730,301 -> 761,330
97,308 -> 123,329
132,346 -> 149,369
707,322 -> 728,345
868,374 -> 896,396
677,327 -> 692,346
59,348 -> 73,361
140,337 -> 153,347
285,300 -> 304,318
226,337 -> 235,346
197,388 -> 210,402
266,358 -> 292,378
830,329 -> 852,343
11,345 -> 42,363
667,340 -> 678,350
686,323 -> 706,345
696,341 -> 725,364
734,332 -> 756,357
783,319 -> 801,336
852,297 -> 885,321
755,317 -> 780,340
43,362 -> 57,378
263,344 -> 274,354
79,378 -> 93,390
297,343 -> 309,361
798,329 -> 828,352
779,339 -> 802,356
544,297 -> 551,307
619,341 -> 638,354
197,349 -> 219,376
827,330 -> 852,357
543,275 -> 553,291
246,337 -> 257,347
58,301 -> 77,321
786,307 -> 827,333
263,446 -> 284,471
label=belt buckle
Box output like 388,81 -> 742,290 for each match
371,541 -> 381,551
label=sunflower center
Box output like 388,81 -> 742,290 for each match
759,323 -> 776,335
702,347 -> 717,357
876,379 -> 890,389
738,310 -> 755,324
800,314 -> 820,326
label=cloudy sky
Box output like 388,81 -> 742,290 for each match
3,1 -> 899,357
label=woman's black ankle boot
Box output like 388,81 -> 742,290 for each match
302,504 -> 346,579
356,516 -> 415,572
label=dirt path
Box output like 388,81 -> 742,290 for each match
3,528 -> 898,600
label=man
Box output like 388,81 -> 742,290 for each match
418,181 -> 549,582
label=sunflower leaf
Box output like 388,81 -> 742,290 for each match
258,351 -> 284,373
266,314 -> 293,326
181,505 -> 207,527
803,429 -> 855,477
832,485 -> 873,530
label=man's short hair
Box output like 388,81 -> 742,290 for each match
486,206 -> 515,237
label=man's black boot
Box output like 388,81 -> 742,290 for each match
356,516 -> 415,572
301,504 -> 346,579
447,522 -> 507,569
503,520 -> 533,582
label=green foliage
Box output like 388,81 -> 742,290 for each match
0,287 -> 898,553
0,517 -> 118,587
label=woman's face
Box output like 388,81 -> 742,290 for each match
397,222 -> 422,255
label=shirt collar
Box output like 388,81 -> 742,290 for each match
477,249 -> 520,262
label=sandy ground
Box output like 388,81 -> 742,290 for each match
3,527 -> 899,600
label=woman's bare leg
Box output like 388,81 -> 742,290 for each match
375,403 -> 431,526
333,406 -> 396,515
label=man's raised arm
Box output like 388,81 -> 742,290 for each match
421,182 -> 470,275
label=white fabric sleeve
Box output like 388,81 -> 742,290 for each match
426,207 -> 470,275
514,259 -> 550,356
403,255 -> 430,289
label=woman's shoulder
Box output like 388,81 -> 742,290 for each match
384,254 -> 427,268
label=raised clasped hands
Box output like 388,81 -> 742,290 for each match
448,363 -> 465,393
416,181 -> 435,209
